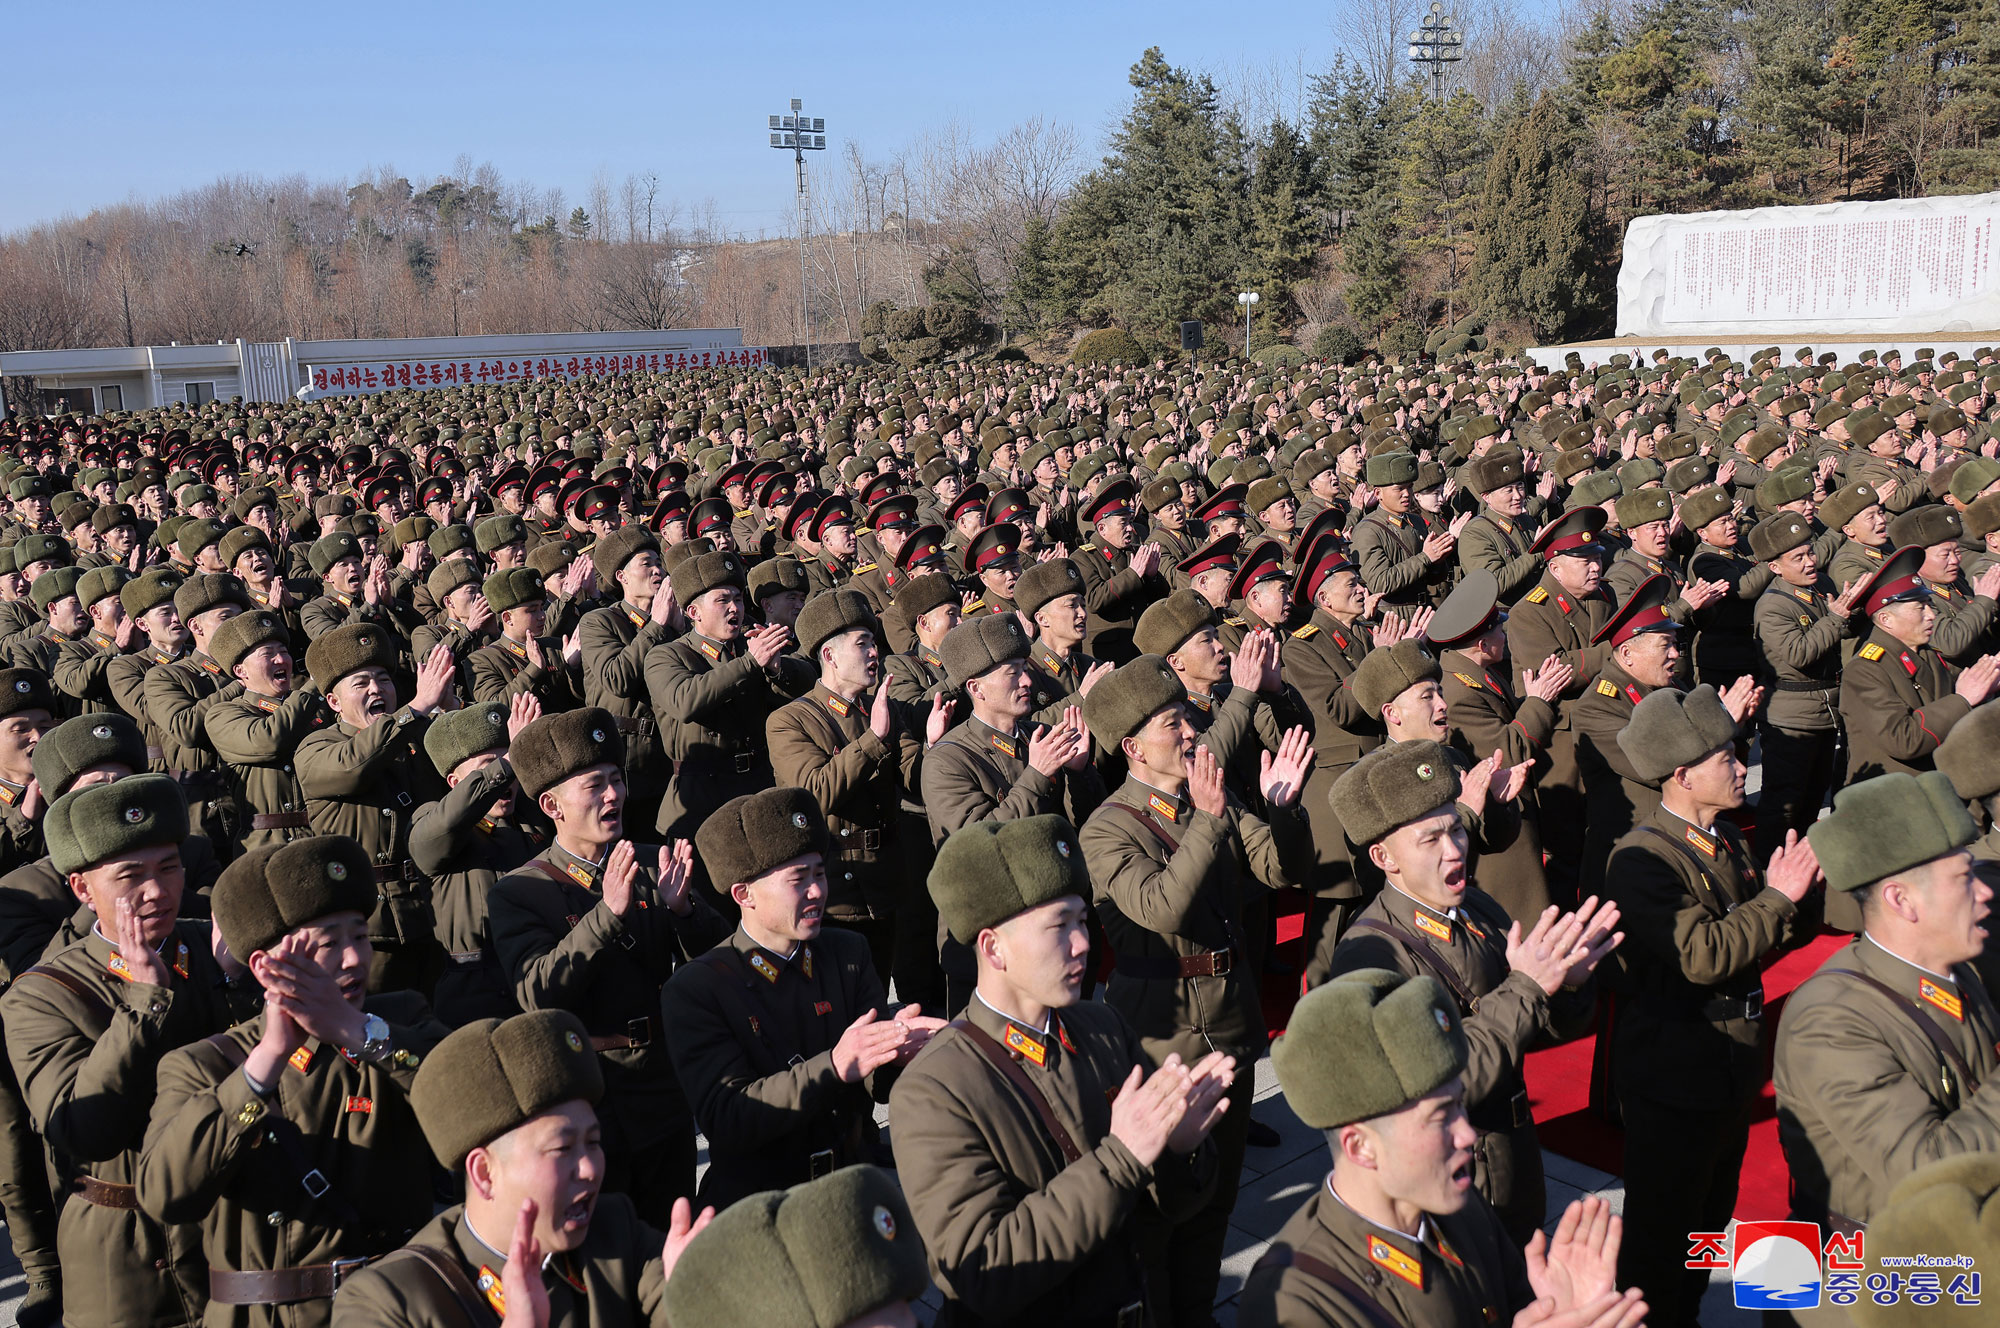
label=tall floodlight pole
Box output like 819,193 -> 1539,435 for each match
768,98 -> 828,369
1407,3 -> 1463,102
1237,291 -> 1260,358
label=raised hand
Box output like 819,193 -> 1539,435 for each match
1458,749 -> 1498,814
1765,830 -> 1822,903
746,623 -> 792,668
1828,577 -> 1865,618
498,1199 -> 551,1328
1257,725 -> 1314,808
1079,660 -> 1116,696
831,1008 -> 912,1083
869,680 -> 894,740
656,839 -> 694,915
1107,1058 -> 1192,1169
1959,653 -> 2000,706
1492,757 -> 1534,805
1526,1197 -> 1624,1319
412,643 -> 457,716
465,595 -> 495,634
1719,674 -> 1764,723
1229,631 -> 1271,693
1027,719 -> 1085,777
659,1197 -> 717,1287
1523,655 -> 1575,704
507,690 -> 542,742
251,931 -> 366,1050
926,694 -> 953,747
602,839 -> 639,917
649,579 -> 679,627
1559,895 -> 1623,988
1976,564 -> 2000,602
1188,743 -> 1228,818
112,896 -> 171,988
1681,578 -> 1728,612
1166,1050 -> 1237,1154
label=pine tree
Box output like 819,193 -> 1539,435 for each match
1471,93 -> 1602,340
1244,119 -> 1319,316
1342,187 -> 1405,334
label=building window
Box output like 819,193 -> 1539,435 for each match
99,385 -> 123,413
185,382 -> 215,406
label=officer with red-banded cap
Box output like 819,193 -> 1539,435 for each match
943,484 -> 988,558
1193,483 -> 1250,543
850,494 -> 920,620
1075,478 -> 1168,664
1842,544 -> 2000,785
1502,506 -> 1616,903
802,495 -> 859,599
1177,531 -> 1241,610
688,496 -> 736,553
650,490 -> 692,547
1219,538 -> 1291,652
959,522 -> 1023,622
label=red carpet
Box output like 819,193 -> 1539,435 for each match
1256,887 -> 1850,1222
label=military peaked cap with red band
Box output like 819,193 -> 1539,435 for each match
649,490 -> 692,532
1592,573 -> 1677,647
1426,569 -> 1503,647
1300,540 -> 1357,605
987,488 -> 1033,525
1083,478 -> 1138,524
867,494 -> 920,532
1858,545 -> 1931,616
963,523 -> 1023,575
689,497 -> 732,538
896,524 -> 947,570
1226,538 -> 1290,602
1531,506 -> 1609,559
1179,532 -> 1242,581
1194,483 -> 1248,524
1291,507 -> 1346,565
808,494 -> 855,542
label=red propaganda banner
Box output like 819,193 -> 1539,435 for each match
305,346 -> 768,396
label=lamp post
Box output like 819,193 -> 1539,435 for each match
1237,291 -> 1259,359
1408,2 -> 1463,102
767,98 -> 828,369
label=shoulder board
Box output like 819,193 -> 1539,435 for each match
852,562 -> 876,574
1596,678 -> 1619,696
964,599 -> 985,612
1452,671 -> 1480,688
1079,543 -> 1097,552
1525,586 -> 1549,604
1858,642 -> 1886,661
1224,615 -> 1247,627
1290,623 -> 1319,639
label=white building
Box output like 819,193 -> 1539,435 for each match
0,329 -> 762,419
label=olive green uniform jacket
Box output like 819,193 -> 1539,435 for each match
1921,574 -> 1998,665
1074,541 -> 1169,663
296,708 -> 449,995
1281,612 -> 1380,904
1456,508 -> 1540,604
206,689 -> 328,855
1776,935 -> 2000,1229
765,684 -> 925,924
111,641 -> 194,770
1080,777 -> 1312,1064
1326,884 -> 1591,1243
465,635 -> 582,711
642,630 -> 815,840
53,629 -> 134,716
135,995 -> 447,1328
1755,579 -> 1852,733
407,759 -> 536,1028
661,925 -> 889,1210
1571,656 -> 1659,900
1237,1180 -> 1532,1328
1437,650 -> 1555,923
889,996 -> 1215,1328
576,602 -> 672,826
3,920 -> 257,1328
1839,627 -> 1971,783
145,652 -> 240,848
329,1198 -> 667,1328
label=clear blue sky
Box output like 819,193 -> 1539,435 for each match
0,0 -> 1414,237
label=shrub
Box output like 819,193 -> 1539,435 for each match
1380,322 -> 1427,361
1252,343 -> 1307,370
1073,327 -> 1145,366
887,308 -> 930,341
860,301 -> 896,337
858,334 -> 887,362
890,336 -> 943,367
925,303 -> 983,345
989,344 -> 1030,362
1313,324 -> 1367,365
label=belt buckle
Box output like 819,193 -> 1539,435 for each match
1115,1303 -> 1145,1328
734,752 -> 755,773
862,828 -> 882,851
301,1168 -> 331,1199
329,1257 -> 368,1291
1511,1088 -> 1531,1129
809,1149 -> 836,1179
1208,947 -> 1232,977
1744,989 -> 1765,1022
626,1017 -> 653,1048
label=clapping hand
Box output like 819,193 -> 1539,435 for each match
1257,725 -> 1314,808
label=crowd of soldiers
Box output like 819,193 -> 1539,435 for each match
0,337 -> 1993,1328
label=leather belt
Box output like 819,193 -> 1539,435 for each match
613,716 -> 653,736
837,826 -> 888,851
170,769 -> 225,787
1701,989 -> 1765,1022
209,1258 -> 374,1304
589,1016 -> 655,1051
73,1176 -> 138,1209
252,812 -> 310,831
1114,948 -> 1234,980
374,863 -> 412,884
1772,678 -> 1838,693
733,751 -> 756,773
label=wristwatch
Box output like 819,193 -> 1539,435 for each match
358,1014 -> 393,1065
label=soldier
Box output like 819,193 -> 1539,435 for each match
644,550 -> 814,849
1750,511 -> 1865,864
1074,479 -> 1169,663
1841,546 -> 2000,784
299,532 -> 401,641
1,776 -> 253,1328
1503,508 -> 1616,900
765,590 -> 935,986
576,528 -> 674,836
466,568 -> 582,710
219,528 -> 305,642
12,567 -> 88,695
919,615 -> 1105,1014
1604,488 -> 1725,627
296,625 -> 455,995
108,569 -> 191,770
1322,740 -> 1616,1244
1351,451 -> 1465,620
147,574 -> 249,852
1079,656 -> 1315,1326
0,668 -> 56,876
1017,556 -> 1107,713
959,523 -> 1024,622
1240,969 -> 1647,1328
53,567 -> 137,716
409,699 -> 538,1029
1217,538 -> 1292,651
890,815 -> 1231,1328
1888,504 -> 2000,664
665,787 -> 943,1208
801,496 -> 859,598
203,610 -> 323,855
1823,479 -> 1893,592
136,835 -> 448,1328
1776,771 -> 2000,1253
1456,449 -> 1542,605
1602,686 -> 1822,1327
410,560 -> 492,693
488,709 -> 729,1223
1416,574 -> 1566,923
882,572 -> 957,705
